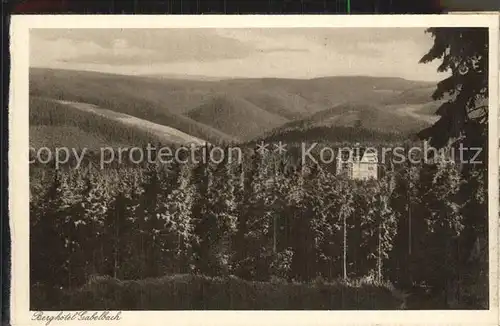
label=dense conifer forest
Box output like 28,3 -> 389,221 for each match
30,146 -> 488,309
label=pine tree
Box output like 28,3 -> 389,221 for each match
419,28 -> 488,152
339,180 -> 354,280
387,162 -> 422,287
419,161 -> 464,304
31,170 -> 68,289
162,162 -> 196,274
232,151 -> 273,280
204,151 -> 238,276
287,163 -> 317,282
190,157 -> 213,275
374,177 -> 398,282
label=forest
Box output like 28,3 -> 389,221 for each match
29,146 -> 488,309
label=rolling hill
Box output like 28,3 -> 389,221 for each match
31,97 -> 156,148
29,68 -> 442,147
241,90 -> 316,120
54,99 -> 206,145
187,95 -> 288,140
29,68 -> 237,144
259,101 -> 437,144
30,125 -> 121,150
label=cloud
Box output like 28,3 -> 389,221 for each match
212,28 -> 435,60
30,28 -> 446,81
30,35 -> 157,66
30,29 -> 257,65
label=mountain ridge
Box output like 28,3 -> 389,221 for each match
29,68 -> 441,147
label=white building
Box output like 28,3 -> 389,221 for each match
335,146 -> 378,180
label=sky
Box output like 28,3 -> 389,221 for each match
30,28 -> 449,81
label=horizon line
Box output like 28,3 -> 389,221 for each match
29,66 -> 444,83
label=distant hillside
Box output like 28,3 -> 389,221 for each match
55,99 -> 206,145
187,95 -> 288,140
215,76 -> 434,112
29,97 -> 188,149
292,102 -> 431,131
30,68 -> 442,145
258,126 -> 409,145
29,69 -> 236,144
30,125 -> 123,150
382,86 -> 437,105
144,74 -> 228,81
260,102 -> 435,144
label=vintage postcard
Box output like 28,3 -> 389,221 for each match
8,14 -> 500,325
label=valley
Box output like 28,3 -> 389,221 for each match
29,68 -> 441,148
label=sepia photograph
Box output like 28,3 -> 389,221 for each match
8,14 -> 500,326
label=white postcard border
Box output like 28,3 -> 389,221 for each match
9,14 -> 500,326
